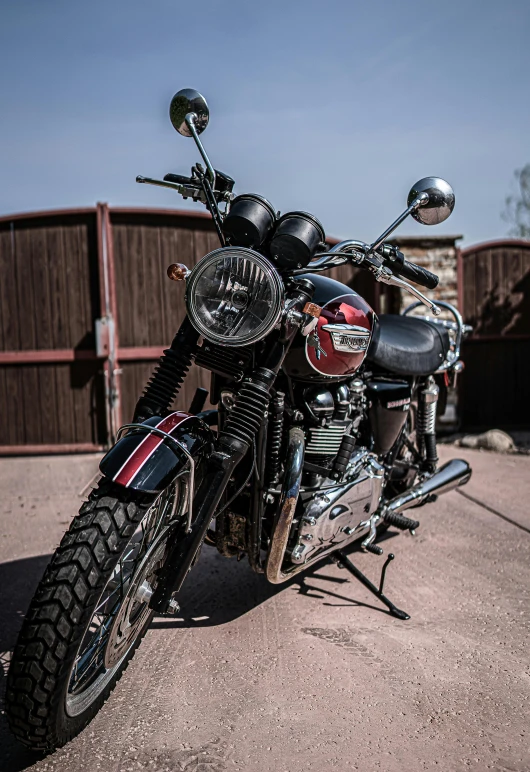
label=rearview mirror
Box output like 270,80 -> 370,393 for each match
168,88 -> 215,185
407,177 -> 455,225
169,88 -> 209,137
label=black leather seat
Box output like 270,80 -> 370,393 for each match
367,314 -> 450,376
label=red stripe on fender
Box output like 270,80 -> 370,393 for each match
114,412 -> 192,488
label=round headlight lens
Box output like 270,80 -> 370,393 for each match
186,247 -> 284,346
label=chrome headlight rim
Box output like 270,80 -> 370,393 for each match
186,246 -> 284,347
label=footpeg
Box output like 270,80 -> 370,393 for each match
364,543 -> 383,556
384,511 -> 420,532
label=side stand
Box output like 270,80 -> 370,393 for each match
331,551 -> 410,620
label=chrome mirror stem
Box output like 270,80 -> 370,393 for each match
370,193 -> 429,253
185,113 -> 216,187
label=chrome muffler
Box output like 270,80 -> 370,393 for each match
383,458 -> 472,516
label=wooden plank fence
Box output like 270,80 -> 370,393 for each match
459,239 -> 530,429
0,206 -> 218,453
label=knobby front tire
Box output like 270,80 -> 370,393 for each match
6,480 -> 159,751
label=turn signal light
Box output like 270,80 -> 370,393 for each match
167,263 -> 190,281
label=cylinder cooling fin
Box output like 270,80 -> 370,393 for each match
266,392 -> 285,486
305,423 -> 348,458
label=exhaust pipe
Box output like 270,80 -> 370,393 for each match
383,458 -> 472,516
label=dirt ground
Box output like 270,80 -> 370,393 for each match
0,446 -> 528,772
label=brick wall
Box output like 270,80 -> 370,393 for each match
388,234 -> 462,312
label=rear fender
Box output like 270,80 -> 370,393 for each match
99,412 -> 214,493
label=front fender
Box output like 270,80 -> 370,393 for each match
99,412 -> 214,493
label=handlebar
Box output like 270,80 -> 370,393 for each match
136,174 -> 207,204
137,166 -> 441,312
378,245 -> 439,290
397,259 -> 438,290
305,242 -> 439,291
318,240 -> 441,316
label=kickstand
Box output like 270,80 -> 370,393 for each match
331,551 -> 410,620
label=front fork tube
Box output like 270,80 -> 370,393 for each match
248,420 -> 267,573
150,436 -> 247,612
150,366 -> 277,613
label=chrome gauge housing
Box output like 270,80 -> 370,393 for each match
186,247 -> 284,347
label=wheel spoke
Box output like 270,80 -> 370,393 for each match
71,609 -> 118,690
93,583 -> 121,615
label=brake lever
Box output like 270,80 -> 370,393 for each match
376,268 -> 441,316
136,175 -> 206,203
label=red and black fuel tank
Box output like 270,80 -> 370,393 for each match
283,274 -> 376,382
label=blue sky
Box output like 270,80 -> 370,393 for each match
1,0 -> 528,246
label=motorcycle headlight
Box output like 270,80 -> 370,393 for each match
186,247 -> 284,347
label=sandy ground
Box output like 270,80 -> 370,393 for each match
0,446 -> 528,772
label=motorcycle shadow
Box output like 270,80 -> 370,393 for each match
151,529 -> 400,630
0,529 -> 400,651
0,553 -> 52,656
0,554 -> 55,772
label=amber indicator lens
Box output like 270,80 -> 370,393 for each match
303,302 -> 322,318
167,263 -> 189,281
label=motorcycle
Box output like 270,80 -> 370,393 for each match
7,88 -> 472,750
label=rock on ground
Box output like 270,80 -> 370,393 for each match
457,428 -> 516,453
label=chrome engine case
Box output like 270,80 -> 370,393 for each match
290,450 -> 385,565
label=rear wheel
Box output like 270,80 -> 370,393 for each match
6,478 -> 184,750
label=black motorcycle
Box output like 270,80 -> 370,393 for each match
7,88 -> 472,750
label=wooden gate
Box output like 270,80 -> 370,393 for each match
0,207 -> 108,453
0,205 -> 219,454
459,239 -> 530,429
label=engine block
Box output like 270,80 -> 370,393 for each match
290,450 -> 385,564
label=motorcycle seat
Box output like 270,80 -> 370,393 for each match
367,314 -> 450,376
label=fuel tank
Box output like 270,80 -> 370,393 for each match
283,274 -> 376,381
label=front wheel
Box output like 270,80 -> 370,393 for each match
6,478 -> 184,750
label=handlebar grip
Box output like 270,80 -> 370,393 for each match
163,173 -> 194,185
398,259 -> 439,290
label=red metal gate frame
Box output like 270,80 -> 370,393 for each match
96,202 -> 122,443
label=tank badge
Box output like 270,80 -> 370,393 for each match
386,398 -> 411,410
321,323 -> 370,353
